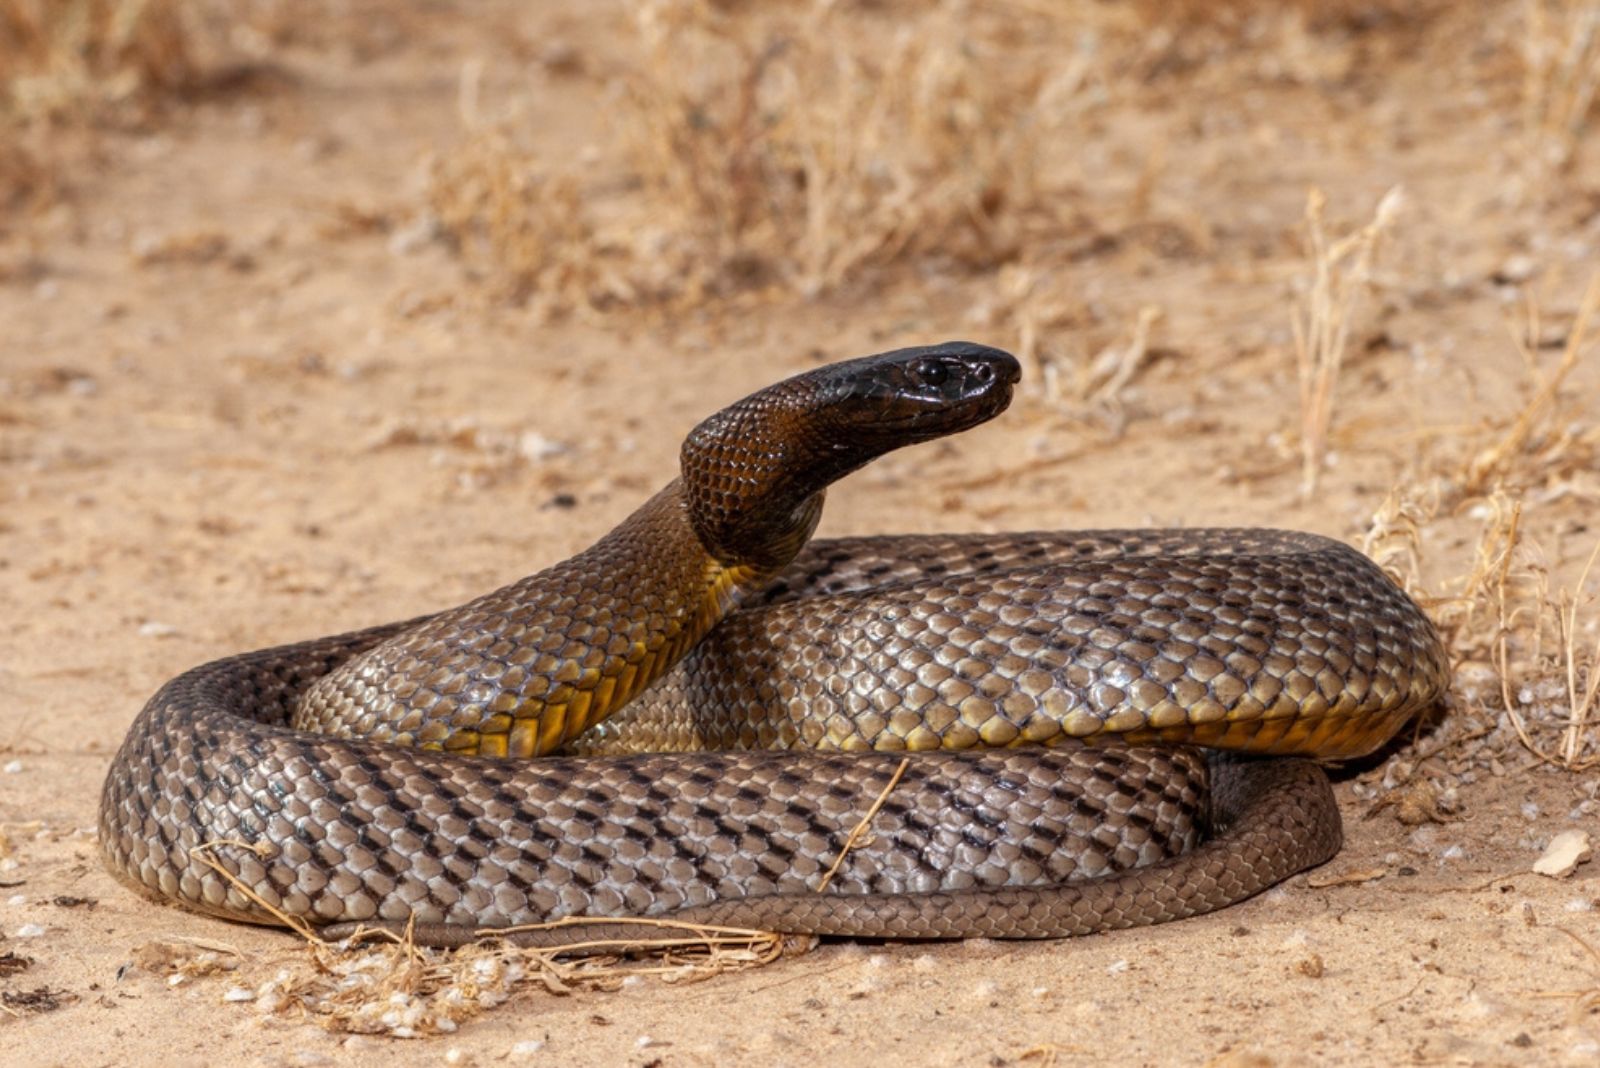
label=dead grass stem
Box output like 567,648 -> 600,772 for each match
1292,185 -> 1403,499
816,757 -> 909,893
1502,537 -> 1600,770
1464,274 -> 1600,498
1519,0 -> 1600,177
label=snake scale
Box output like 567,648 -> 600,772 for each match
99,343 -> 1449,945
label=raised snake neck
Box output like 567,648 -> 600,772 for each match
98,343 -> 1448,944
291,343 -> 1019,757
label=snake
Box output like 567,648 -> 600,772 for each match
98,342 -> 1449,946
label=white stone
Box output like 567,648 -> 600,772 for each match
1533,830 -> 1592,877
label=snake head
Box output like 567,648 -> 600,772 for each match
682,342 -> 1020,570
817,341 -> 1021,444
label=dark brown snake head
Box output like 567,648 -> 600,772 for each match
682,341 -> 1020,569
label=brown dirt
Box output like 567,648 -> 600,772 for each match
3,2 -> 1599,1065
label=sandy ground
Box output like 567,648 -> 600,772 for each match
3,3 -> 1600,1065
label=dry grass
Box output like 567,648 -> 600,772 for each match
425,127 -> 611,314
621,0 -> 1076,299
0,0 -> 205,124
982,262 -> 1163,419
417,2 -> 1487,319
1463,275 -> 1600,500
0,0 -> 237,217
249,924 -> 786,1037
424,0 -> 1111,313
1291,185 -> 1403,499
1123,0 -> 1453,84
1364,276 -> 1600,774
1131,0 -> 1447,29
1499,537 -> 1600,770
191,838 -> 788,1036
1519,0 -> 1600,177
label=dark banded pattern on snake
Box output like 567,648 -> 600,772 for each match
98,343 -> 1448,944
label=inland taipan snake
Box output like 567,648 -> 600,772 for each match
99,343 -> 1449,945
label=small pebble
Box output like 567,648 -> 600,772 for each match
518,431 -> 570,461
1106,959 -> 1129,975
509,1040 -> 545,1058
1494,253 -> 1538,284
1533,830 -> 1592,877
138,621 -> 177,638
2,761 -> 20,774
15,923 -> 46,938
223,987 -> 254,1002
386,215 -> 439,256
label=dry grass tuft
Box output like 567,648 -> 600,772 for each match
245,923 -> 786,1037
621,0 -> 1073,299
0,133 -> 56,226
1499,537 -> 1600,769
425,127 -> 613,314
1125,0 -> 1453,84
1292,185 -> 1403,499
1518,0 -> 1600,177
0,0 -> 205,124
0,0 -> 261,215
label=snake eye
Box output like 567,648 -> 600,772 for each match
914,359 -> 949,388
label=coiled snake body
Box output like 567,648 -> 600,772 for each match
99,343 -> 1448,944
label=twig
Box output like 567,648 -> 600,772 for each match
190,839 -> 320,943
815,757 -> 910,893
